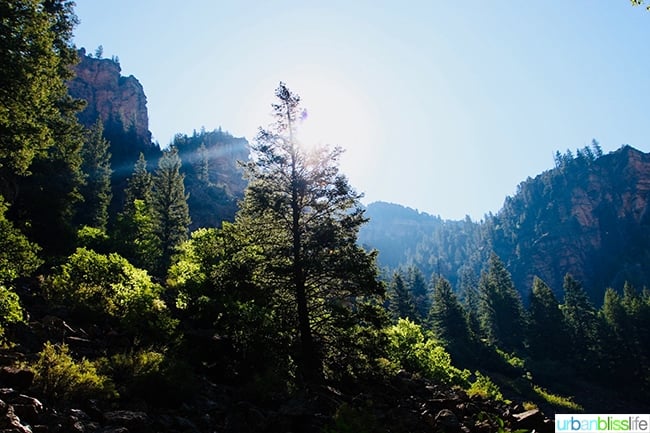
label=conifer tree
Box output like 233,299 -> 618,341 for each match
152,147 -> 190,272
124,153 -> 153,212
527,276 -> 568,359
1,0 -> 85,255
406,266 -> 430,321
0,0 -> 82,189
561,274 -> 598,365
388,271 -> 418,322
478,253 -> 527,352
115,153 -> 160,271
232,82 -> 382,384
428,276 -> 471,356
77,120 -> 112,230
458,265 -> 481,337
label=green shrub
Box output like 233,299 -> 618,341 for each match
45,248 -> 177,344
96,349 -> 166,401
0,195 -> 42,285
468,371 -> 503,401
532,385 -> 583,411
323,403 -> 381,433
76,225 -> 110,252
0,285 -> 24,345
385,318 -> 470,386
31,342 -> 116,402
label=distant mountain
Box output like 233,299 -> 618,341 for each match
360,145 -> 650,303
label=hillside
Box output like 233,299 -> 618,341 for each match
361,144 -> 650,302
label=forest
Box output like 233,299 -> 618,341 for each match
0,1 -> 648,432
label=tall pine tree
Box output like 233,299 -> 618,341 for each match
387,271 -> 418,322
233,82 -> 383,384
428,276 -> 471,358
152,147 -> 190,273
77,120 -> 112,230
527,276 -> 568,359
478,253 -> 527,352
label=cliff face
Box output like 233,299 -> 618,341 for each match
67,49 -> 157,163
491,145 -> 650,301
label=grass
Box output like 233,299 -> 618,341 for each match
532,385 -> 583,411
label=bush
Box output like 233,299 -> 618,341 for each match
385,319 -> 470,386
45,248 -> 178,344
468,371 -> 503,401
0,285 -> 24,345
31,342 -> 115,402
96,349 -> 166,401
76,225 -> 110,253
0,195 -> 42,285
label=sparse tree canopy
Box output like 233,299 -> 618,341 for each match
235,82 -> 383,384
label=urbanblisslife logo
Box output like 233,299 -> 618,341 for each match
555,415 -> 650,433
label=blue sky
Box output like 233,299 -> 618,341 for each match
73,1 -> 650,220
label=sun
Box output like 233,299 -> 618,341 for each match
284,71 -> 379,184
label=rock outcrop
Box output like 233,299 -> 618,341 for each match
497,145 -> 650,300
68,48 -> 153,151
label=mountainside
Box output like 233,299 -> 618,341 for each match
360,145 -> 650,302
493,145 -> 650,301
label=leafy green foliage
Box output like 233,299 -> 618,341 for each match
94,349 -> 195,405
323,403 -> 381,433
0,195 -> 42,284
532,385 -> 583,411
468,371 -> 503,401
0,0 -> 81,180
31,342 -> 116,403
0,285 -> 24,345
561,274 -> 599,365
385,319 -> 470,386
44,248 -> 177,344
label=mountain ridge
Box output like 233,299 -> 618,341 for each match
360,145 -> 650,302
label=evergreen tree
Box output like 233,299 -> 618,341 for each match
458,265 -> 481,337
561,274 -> 599,366
406,266 -> 430,321
124,152 -> 153,211
232,82 -> 383,384
387,271 -> 418,321
151,147 -> 190,272
0,0 -> 81,189
1,0 -> 85,255
527,276 -> 568,359
428,276 -> 471,357
115,154 -> 160,271
478,253 -> 527,352
77,120 -> 112,230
